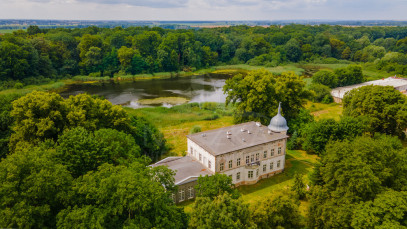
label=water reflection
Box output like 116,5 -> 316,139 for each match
59,74 -> 230,108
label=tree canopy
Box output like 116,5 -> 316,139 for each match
223,69 -> 309,123
308,134 -> 407,228
343,85 -> 407,137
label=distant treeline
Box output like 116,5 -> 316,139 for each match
1,24 -> 407,88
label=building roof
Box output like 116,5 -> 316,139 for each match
331,77 -> 407,99
187,121 -> 289,156
268,102 -> 289,132
151,156 -> 213,185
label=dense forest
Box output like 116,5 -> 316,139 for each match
2,24 -> 407,89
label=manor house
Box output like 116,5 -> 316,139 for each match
151,104 -> 289,203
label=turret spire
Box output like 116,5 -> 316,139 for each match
278,102 -> 282,115
268,101 -> 289,133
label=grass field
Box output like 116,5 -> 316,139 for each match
306,101 -> 343,121
0,29 -> 25,34
124,103 -> 235,157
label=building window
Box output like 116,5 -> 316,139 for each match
237,172 -> 240,180
246,156 -> 250,164
248,171 -> 253,178
188,187 -> 194,199
263,151 -> 267,158
278,147 -> 282,155
190,147 -> 193,155
256,169 -> 259,177
270,162 -> 274,170
208,160 -> 211,169
256,153 -> 259,161
277,160 -> 281,168
171,193 -> 176,202
229,174 -> 233,180
271,149 -> 275,156
237,158 -> 241,166
199,153 -> 202,161
263,164 -> 266,172
179,189 -> 185,202
251,154 -> 254,162
220,163 -> 224,171
229,160 -> 233,169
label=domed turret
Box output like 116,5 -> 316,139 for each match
268,102 -> 289,133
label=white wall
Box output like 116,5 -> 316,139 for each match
187,138 -> 216,173
215,139 -> 287,184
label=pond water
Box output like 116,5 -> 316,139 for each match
59,74 -> 230,108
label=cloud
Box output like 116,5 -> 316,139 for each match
0,0 -> 406,20
74,0 -> 188,8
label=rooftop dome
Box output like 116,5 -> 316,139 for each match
268,102 -> 289,133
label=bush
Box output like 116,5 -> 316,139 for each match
13,83 -> 24,89
190,125 -> 202,134
312,70 -> 337,88
203,114 -> 219,120
309,83 -> 333,103
88,72 -> 101,77
201,102 -> 218,110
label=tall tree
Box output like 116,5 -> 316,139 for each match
189,193 -> 255,229
223,69 -> 309,123
0,146 -> 73,228
251,192 -> 303,229
57,162 -> 185,229
343,85 -> 407,137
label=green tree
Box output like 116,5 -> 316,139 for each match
343,85 -> 407,137
0,146 -> 73,228
84,46 -> 103,73
285,38 -> 302,62
223,69 -> 309,123
0,94 -> 20,159
291,173 -> 306,199
251,192 -> 303,229
10,91 -> 67,148
117,46 -> 136,71
312,70 -> 337,88
57,162 -> 185,229
309,83 -> 333,103
308,135 -> 407,228
55,127 -> 140,177
128,116 -> 167,161
302,117 -> 367,155
334,65 -> 364,87
195,174 -> 240,200
351,190 -> 407,229
189,193 -> 255,229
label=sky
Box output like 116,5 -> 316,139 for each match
0,0 -> 407,21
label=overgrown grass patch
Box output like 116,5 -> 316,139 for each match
306,101 -> 343,121
125,103 -> 235,157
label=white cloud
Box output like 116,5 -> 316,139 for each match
0,0 -> 406,20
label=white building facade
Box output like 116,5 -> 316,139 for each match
187,103 -> 289,186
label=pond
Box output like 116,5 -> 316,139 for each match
59,74 -> 230,108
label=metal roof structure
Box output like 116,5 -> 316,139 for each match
331,77 -> 407,100
187,121 -> 289,156
151,156 -> 213,185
